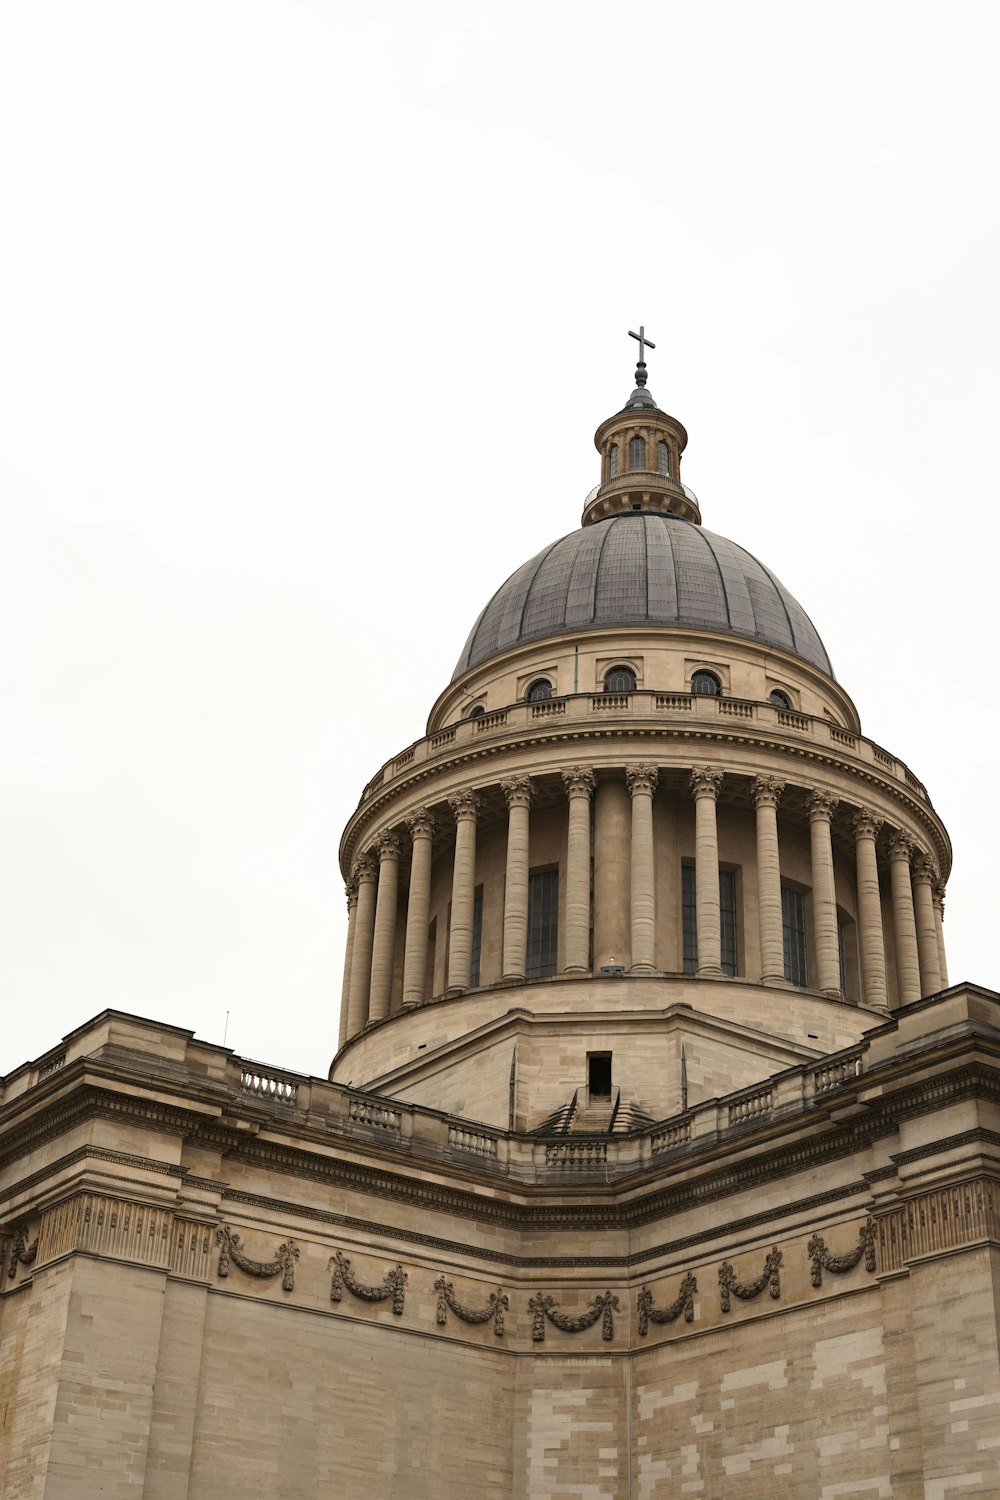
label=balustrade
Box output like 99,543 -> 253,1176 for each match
357,692 -> 927,805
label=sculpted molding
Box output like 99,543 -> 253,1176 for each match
329,1250 -> 406,1314
216,1223 -> 298,1291
528,1288 -> 620,1342
434,1275 -> 508,1336
719,1247 -> 782,1313
6,1223 -> 38,1278
637,1272 -> 697,1333
808,1218 -> 876,1286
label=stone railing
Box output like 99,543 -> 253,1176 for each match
359,691 -> 928,805
650,1117 -> 693,1154
5,1014 -> 875,1181
812,1047 -> 864,1095
727,1083 -> 774,1127
240,1067 -> 300,1105
448,1123 -> 499,1158
348,1096 -> 401,1133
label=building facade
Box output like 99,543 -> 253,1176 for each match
1,349 -> 999,1498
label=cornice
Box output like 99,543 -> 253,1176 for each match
340,717 -> 949,877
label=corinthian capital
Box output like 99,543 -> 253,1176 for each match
887,832 -> 916,864
933,877 -> 946,911
345,873 -> 360,908
561,766 -> 596,800
752,775 -> 785,810
375,831 -> 401,862
852,808 -> 883,842
626,764 -> 659,797
406,807 -> 436,841
501,775 -> 533,809
689,766 -> 723,801
807,789 -> 839,822
448,788 -> 481,823
353,849 -> 378,884
911,851 -> 937,886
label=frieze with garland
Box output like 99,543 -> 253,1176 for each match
216,1223 -> 299,1291
718,1247 -> 782,1313
808,1219 -> 876,1286
637,1272 -> 698,1334
329,1250 -> 407,1314
528,1289 -> 620,1342
6,1223 -> 38,1278
434,1275 -> 508,1336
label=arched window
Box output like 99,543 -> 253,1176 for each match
769,689 -> 791,709
469,703 -> 486,717
691,670 -> 721,696
657,440 -> 670,477
608,444 -> 618,478
526,678 -> 552,701
604,665 -> 636,693
629,435 -> 646,470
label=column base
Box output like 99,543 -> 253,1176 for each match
696,964 -> 725,978
562,964 -> 591,976
444,986 -> 468,1000
822,987 -> 845,1001
760,972 -> 792,988
501,971 -> 526,984
629,963 -> 657,976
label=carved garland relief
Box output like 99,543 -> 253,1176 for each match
434,1275 -> 508,1336
329,1250 -> 407,1314
528,1289 -> 620,1342
216,1224 -> 299,1291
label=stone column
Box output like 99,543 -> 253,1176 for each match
501,777 -> 533,981
368,831 -> 401,1023
346,850 -> 378,1036
690,767 -> 724,976
808,789 -> 841,996
447,789 -> 480,996
912,852 -> 943,997
752,775 -> 786,985
338,875 -> 359,1047
562,767 -> 596,973
933,878 -> 949,988
888,832 -> 921,1004
401,809 -> 436,1006
852,810 -> 887,1009
593,776 -> 630,969
626,764 -> 659,974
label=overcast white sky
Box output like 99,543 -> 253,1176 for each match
2,2 -> 997,1078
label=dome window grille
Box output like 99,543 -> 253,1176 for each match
629,436 -> 646,470
657,440 -> 670,477
526,678 -> 552,702
608,444 -> 618,478
469,703 -> 486,717
769,689 -> 792,709
692,670 -> 721,696
604,665 -> 637,693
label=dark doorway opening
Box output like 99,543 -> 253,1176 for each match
588,1052 -> 612,1098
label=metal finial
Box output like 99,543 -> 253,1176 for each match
629,324 -> 655,386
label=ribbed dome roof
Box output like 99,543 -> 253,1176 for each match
452,513 -> 833,680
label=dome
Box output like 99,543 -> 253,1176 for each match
453,512 -> 834,680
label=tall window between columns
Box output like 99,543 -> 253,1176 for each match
526,869 -> 559,979
629,436 -> 646,469
609,444 -> 618,478
469,886 -> 484,988
782,885 -> 808,986
657,440 -> 670,476
682,864 -> 738,976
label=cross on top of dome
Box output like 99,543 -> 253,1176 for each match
625,323 -> 659,409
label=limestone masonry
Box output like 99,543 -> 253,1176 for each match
2,346 -> 998,1498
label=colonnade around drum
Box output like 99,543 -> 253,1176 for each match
338,765 -> 947,1046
